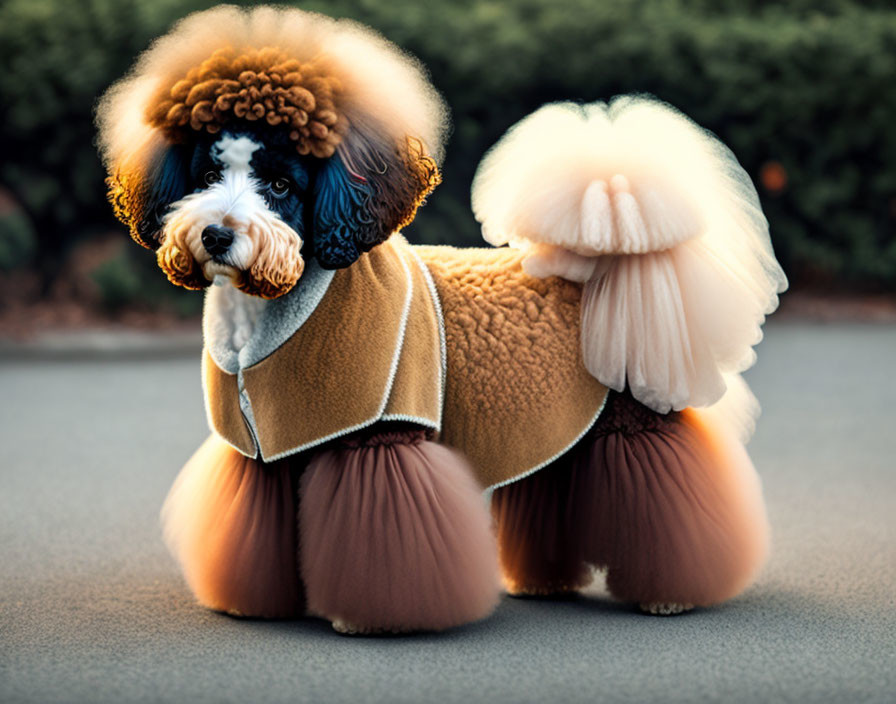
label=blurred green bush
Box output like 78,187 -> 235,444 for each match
90,247 -> 205,315
0,210 -> 37,271
89,252 -> 144,312
1,0 -> 894,304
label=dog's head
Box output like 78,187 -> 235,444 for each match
97,7 -> 445,298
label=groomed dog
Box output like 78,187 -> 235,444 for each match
97,5 -> 786,632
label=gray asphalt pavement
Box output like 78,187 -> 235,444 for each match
1,322 -> 894,703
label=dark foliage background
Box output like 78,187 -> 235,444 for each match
1,0 -> 894,314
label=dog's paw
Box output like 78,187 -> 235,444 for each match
331,619 -> 365,635
331,619 -> 412,636
639,602 -> 694,616
507,584 -> 581,600
223,608 -> 246,618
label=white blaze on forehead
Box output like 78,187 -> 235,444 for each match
213,135 -> 262,172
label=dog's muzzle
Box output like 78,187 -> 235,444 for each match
202,224 -> 235,258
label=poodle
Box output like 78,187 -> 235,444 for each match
96,5 -> 786,632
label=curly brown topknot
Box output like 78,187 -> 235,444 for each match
146,47 -> 348,158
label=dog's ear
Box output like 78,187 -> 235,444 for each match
312,136 -> 440,269
106,144 -> 192,250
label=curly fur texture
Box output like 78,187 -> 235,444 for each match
472,97 -> 787,413
155,136 -> 307,297
97,6 -> 446,171
101,8 -> 780,630
415,244 -> 608,488
97,5 -> 446,277
147,47 -> 348,158
106,170 -> 152,249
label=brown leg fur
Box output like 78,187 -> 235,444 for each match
492,391 -> 769,608
491,456 -> 593,596
299,427 -> 501,633
161,435 -> 305,618
574,392 -> 769,608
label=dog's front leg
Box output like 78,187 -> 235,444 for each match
298,427 -> 500,634
161,434 -> 306,618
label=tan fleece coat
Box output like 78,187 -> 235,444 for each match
204,237 -> 608,488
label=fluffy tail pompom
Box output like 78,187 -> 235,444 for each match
472,96 -> 787,413
299,429 -> 501,633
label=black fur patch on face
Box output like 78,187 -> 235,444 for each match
248,142 -> 312,250
311,156 -> 372,268
122,144 -> 192,248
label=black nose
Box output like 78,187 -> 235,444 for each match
201,225 -> 235,257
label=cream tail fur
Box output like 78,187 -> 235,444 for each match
473,96 -> 787,414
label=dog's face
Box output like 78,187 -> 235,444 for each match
136,128 -> 393,299
113,124 -> 440,299
156,132 -> 306,298
99,9 -> 447,298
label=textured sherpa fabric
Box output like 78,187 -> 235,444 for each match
415,244 -> 608,488
203,236 -> 608,487
204,260 -> 335,376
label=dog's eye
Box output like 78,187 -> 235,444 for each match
269,177 -> 291,198
204,170 -> 222,186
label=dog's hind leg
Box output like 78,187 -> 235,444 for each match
572,391 -> 770,612
491,456 -> 594,597
161,434 -> 305,618
298,426 -> 501,633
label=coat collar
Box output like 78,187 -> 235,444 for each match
201,238 -> 445,462
202,260 -> 335,374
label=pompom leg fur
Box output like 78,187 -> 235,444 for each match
492,392 -> 769,608
161,435 -> 305,618
583,395 -> 769,607
299,428 -> 501,633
